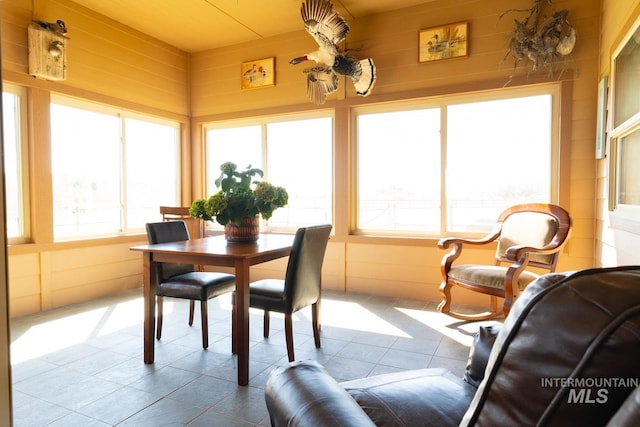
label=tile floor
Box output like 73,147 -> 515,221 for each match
10,289 -> 501,426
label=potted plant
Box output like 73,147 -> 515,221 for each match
190,162 -> 288,242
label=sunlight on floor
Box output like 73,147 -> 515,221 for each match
11,297 -> 161,364
10,292 -> 496,365
96,297 -> 144,336
396,307 -> 500,346
11,308 -> 109,364
312,299 -> 411,338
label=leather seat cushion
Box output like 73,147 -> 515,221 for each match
158,272 -> 235,300
342,368 -> 477,427
233,279 -> 288,312
250,279 -> 285,298
449,265 -> 539,291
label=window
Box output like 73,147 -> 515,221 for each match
2,85 -> 29,242
356,108 -> 441,233
617,128 -> 640,207
355,85 -> 559,236
124,118 -> 181,228
610,18 -> 640,219
51,96 -> 180,239
204,114 -> 333,230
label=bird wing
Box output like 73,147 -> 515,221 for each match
301,0 -> 350,49
304,65 -> 339,105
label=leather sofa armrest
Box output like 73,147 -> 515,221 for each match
607,385 -> 640,427
265,360 -> 376,427
464,324 -> 501,387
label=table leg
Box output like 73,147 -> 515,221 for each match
143,252 -> 157,364
235,259 -> 250,386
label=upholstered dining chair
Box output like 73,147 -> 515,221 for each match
437,203 -> 572,321
145,220 -> 235,349
160,206 -> 204,245
160,205 -> 206,272
231,224 -> 332,362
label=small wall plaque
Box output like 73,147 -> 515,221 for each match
28,23 -> 68,81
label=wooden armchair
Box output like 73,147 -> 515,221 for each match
437,203 -> 572,321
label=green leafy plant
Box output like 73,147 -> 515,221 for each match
190,162 -> 288,226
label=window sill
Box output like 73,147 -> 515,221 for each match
8,234 -> 148,255
610,210 -> 640,236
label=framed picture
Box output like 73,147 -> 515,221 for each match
419,21 -> 468,63
241,57 -> 275,89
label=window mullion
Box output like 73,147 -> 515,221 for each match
262,123 -> 268,179
440,105 -> 447,235
120,115 -> 127,232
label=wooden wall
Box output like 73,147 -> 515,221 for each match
596,0 -> 640,267
191,0 -> 601,303
1,0 -> 190,316
1,0 -> 607,317
1,0 -> 190,116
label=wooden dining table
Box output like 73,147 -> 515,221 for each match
130,233 -> 294,386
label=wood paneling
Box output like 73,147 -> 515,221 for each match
7,242 -> 145,316
1,0 -> 189,116
596,0 -> 640,267
1,0 -> 608,317
191,0 -> 601,308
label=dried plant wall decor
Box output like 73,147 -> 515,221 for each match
500,0 -> 576,83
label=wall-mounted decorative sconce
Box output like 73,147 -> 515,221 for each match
28,19 -> 69,81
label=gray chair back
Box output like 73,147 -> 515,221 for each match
145,221 -> 194,281
283,224 -> 332,313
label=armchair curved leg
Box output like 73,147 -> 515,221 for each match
490,295 -> 498,313
439,307 -> 503,321
502,294 -> 514,317
437,279 -> 453,315
437,280 -> 503,321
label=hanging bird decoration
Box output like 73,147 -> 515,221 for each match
500,0 -> 576,80
290,0 -> 376,105
33,19 -> 68,37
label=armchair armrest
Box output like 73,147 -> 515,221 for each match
265,360 -> 376,427
439,225 -> 503,274
504,235 -> 570,263
437,225 -> 502,250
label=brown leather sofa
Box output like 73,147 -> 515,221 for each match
265,266 -> 640,426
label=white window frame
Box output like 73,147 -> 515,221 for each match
50,94 -> 181,239
203,111 -> 334,233
608,15 -> 640,226
352,83 -> 561,237
2,84 -> 30,244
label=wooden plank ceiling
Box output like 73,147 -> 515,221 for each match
69,0 -> 435,52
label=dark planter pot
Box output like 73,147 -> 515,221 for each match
224,216 -> 260,242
